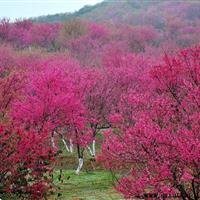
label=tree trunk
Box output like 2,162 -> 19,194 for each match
87,140 -> 96,157
69,139 -> 73,153
51,132 -> 55,148
92,140 -> 96,157
75,158 -> 84,175
61,137 -> 70,152
75,144 -> 84,175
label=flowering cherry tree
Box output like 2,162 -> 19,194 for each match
0,125 -> 55,199
99,46 -> 200,199
11,65 -> 92,174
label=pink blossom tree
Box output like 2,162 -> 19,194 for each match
99,46 -> 200,199
0,125 -> 55,199
11,65 -> 91,174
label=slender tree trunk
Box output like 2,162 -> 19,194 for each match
75,144 -> 83,175
61,137 -> 70,152
92,139 -> 96,157
51,132 -> 55,148
86,139 -> 96,157
88,124 -> 97,157
74,128 -> 85,175
75,158 -> 83,175
87,146 -> 93,156
69,139 -> 73,153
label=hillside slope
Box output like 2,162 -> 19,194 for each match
32,0 -> 200,26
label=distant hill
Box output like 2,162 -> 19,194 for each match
32,0 -> 200,26
31,0 -> 161,23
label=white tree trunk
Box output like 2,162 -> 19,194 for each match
87,146 -> 93,156
87,140 -> 96,157
69,139 -> 73,153
92,140 -> 96,157
62,138 -> 70,152
51,135 -> 55,148
75,158 -> 83,175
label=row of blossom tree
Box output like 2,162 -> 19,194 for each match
0,15 -> 200,63
0,18 -> 199,199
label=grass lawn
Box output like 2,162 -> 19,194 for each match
49,169 -> 123,200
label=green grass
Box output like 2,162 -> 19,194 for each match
50,170 -> 123,200
49,133 -> 123,199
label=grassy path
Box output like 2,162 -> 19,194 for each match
49,170 -> 123,200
